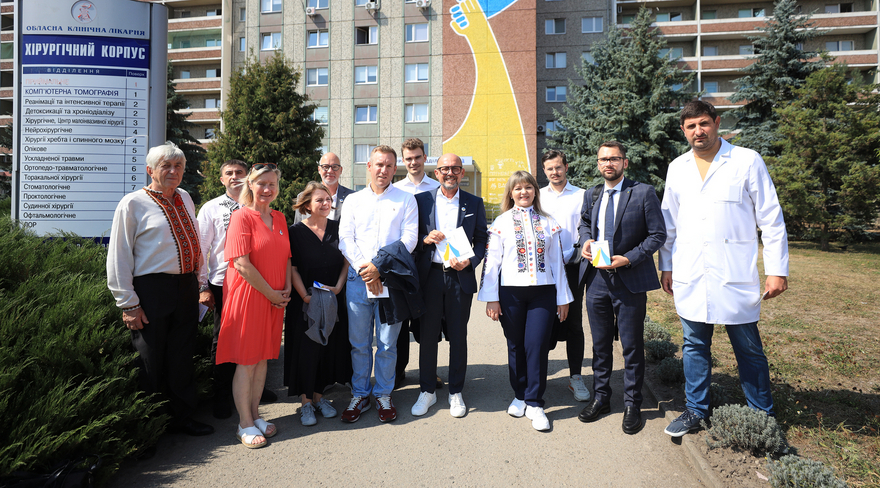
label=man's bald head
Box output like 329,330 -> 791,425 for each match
318,152 -> 343,187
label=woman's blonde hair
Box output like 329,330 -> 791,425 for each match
293,181 -> 331,215
500,170 -> 545,215
240,164 -> 282,207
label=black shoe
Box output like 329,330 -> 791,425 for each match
212,396 -> 232,419
578,399 -> 610,423
177,418 -> 215,436
622,406 -> 643,435
260,388 -> 278,404
394,373 -> 406,390
435,376 -> 444,390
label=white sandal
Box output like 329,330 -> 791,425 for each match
236,425 -> 267,449
253,418 -> 277,438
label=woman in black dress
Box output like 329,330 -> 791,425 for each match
284,181 -> 350,426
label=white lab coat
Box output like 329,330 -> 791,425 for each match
658,138 -> 789,325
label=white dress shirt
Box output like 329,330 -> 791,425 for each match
540,181 -> 585,263
596,179 -> 624,243
393,173 -> 441,194
432,189 -> 460,264
477,206 -> 573,306
659,138 -> 789,325
339,184 -> 418,268
197,193 -> 241,287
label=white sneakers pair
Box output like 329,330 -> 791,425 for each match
411,391 -> 467,418
508,398 -> 550,431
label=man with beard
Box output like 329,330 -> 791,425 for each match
576,141 -> 666,434
410,153 -> 487,418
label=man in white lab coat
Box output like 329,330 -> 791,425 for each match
658,100 -> 789,437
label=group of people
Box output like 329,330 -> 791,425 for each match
107,100 -> 789,449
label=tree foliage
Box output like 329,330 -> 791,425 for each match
166,63 -> 206,203
0,123 -> 11,198
548,7 -> 695,191
729,0 -> 824,157
768,64 -> 880,250
201,53 -> 323,221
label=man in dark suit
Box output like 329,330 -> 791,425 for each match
294,152 -> 354,224
576,141 -> 666,434
410,153 -> 487,418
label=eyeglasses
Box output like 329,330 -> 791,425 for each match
597,157 -> 624,166
437,166 -> 463,175
251,163 -> 277,172
319,164 -> 342,172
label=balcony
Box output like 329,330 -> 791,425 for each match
171,77 -> 221,94
169,15 -> 222,32
169,47 -> 222,64
177,108 -> 220,123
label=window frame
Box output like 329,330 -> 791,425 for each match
545,18 -> 566,35
262,0 -> 282,13
355,105 -> 378,124
703,81 -> 719,93
405,103 -> 429,123
405,23 -> 429,43
355,26 -> 378,45
581,16 -> 602,33
240,7 -> 246,21
702,46 -> 718,56
261,32 -> 282,51
308,0 -> 329,8
205,98 -> 219,109
582,52 -> 595,65
354,65 -> 378,85
405,63 -> 429,83
239,37 -> 246,52
545,52 -> 567,69
545,85 -> 567,102
308,29 -> 330,48
306,67 -> 329,86
206,68 -> 219,78
311,106 -> 329,126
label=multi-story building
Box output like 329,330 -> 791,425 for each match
2,0 -> 878,202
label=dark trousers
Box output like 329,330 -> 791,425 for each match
585,270 -> 646,408
297,333 -> 327,401
419,266 -> 472,394
209,283 -> 236,402
396,318 -> 412,379
553,263 -> 585,375
499,285 -> 556,408
131,273 -> 199,421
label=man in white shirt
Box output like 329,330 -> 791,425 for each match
339,145 -> 418,424
540,150 -> 591,403
293,152 -> 355,224
659,100 -> 789,437
197,160 -> 277,419
392,138 -> 440,389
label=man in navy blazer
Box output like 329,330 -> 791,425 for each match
576,141 -> 666,434
294,152 -> 355,224
411,153 -> 487,418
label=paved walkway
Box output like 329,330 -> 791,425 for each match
115,293 -> 708,487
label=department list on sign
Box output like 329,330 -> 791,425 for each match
18,66 -> 148,237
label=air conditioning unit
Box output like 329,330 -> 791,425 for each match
365,1 -> 380,12
416,0 -> 431,9
305,6 -> 317,16
536,124 -> 546,133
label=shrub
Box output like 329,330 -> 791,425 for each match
709,382 -> 731,410
645,339 -> 678,362
767,455 -> 847,488
705,404 -> 787,455
643,316 -> 672,342
657,357 -> 684,384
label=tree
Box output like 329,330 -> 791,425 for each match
768,64 -> 880,251
0,123 -> 11,199
201,53 -> 323,221
548,7 -> 695,191
166,63 -> 206,203
728,0 -> 824,157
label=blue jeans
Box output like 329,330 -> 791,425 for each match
347,267 -> 402,398
681,318 -> 774,418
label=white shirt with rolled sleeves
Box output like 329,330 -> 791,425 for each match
339,184 -> 418,268
197,193 -> 240,287
540,182 -> 586,264
658,138 -> 789,325
477,206 -> 574,306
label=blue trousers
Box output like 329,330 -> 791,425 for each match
499,285 -> 556,408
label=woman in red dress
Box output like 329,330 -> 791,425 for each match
216,163 -> 291,449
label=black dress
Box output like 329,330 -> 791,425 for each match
283,219 -> 352,398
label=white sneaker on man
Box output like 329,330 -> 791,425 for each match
507,398 -> 526,418
448,393 -> 466,418
569,375 -> 592,402
525,405 -> 550,431
411,391 -> 437,416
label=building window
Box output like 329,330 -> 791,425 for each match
581,17 -> 602,33
582,52 -> 595,65
239,37 -> 246,51
405,103 -> 429,123
406,23 -> 429,42
545,18 -> 565,34
180,70 -> 191,79
738,8 -> 764,17
240,8 -> 246,21
355,144 -> 376,164
703,81 -> 719,92
546,120 -> 563,132
355,105 -> 377,124
739,45 -> 754,55
546,52 -> 567,69
311,106 -> 328,125
206,68 -> 219,78
308,0 -> 329,8
825,3 -> 853,12
355,0 -> 368,6
206,37 -> 221,47
656,12 -> 682,22
546,86 -> 567,102
659,47 -> 683,59
205,98 -> 219,109
206,8 -> 222,16
355,66 -> 378,84
262,0 -> 282,12
702,10 -> 716,19
261,33 -> 281,50
702,46 -> 718,56
179,11 -> 192,18
671,83 -> 683,91
205,128 -> 216,139
619,15 -> 635,24
308,30 -> 329,48
307,67 -> 329,86
826,40 -> 854,51
355,26 -> 378,45
405,63 -> 429,82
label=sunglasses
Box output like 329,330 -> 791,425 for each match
251,163 -> 277,172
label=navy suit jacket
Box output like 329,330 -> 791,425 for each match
294,184 -> 355,224
577,178 -> 666,295
414,188 -> 488,295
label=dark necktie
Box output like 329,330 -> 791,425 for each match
604,189 -> 616,256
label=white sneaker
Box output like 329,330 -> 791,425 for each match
448,393 -> 466,418
411,391 -> 437,416
301,402 -> 317,426
507,398 -> 526,418
569,375 -> 592,402
315,397 -> 337,418
525,405 -> 550,431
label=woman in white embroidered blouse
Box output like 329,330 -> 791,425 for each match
477,170 -> 574,431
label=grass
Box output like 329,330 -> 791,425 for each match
647,241 -> 880,487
